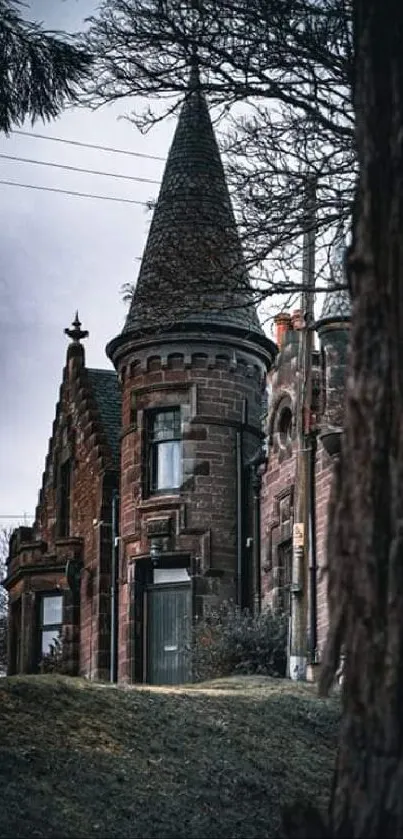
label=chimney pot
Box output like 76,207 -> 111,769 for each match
274,313 -> 292,348
291,309 -> 304,330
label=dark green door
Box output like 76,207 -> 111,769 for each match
147,584 -> 192,685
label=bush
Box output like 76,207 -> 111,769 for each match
190,602 -> 287,682
39,632 -> 68,675
0,615 -> 7,674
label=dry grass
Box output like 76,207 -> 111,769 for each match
0,674 -> 339,838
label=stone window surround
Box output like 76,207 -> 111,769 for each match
38,591 -> 64,659
126,382 -> 196,502
58,458 -> 72,538
263,485 -> 294,616
145,406 -> 182,496
264,485 -> 294,574
269,392 -> 295,462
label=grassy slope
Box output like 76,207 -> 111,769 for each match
0,675 -> 339,839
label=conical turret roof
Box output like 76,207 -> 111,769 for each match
317,225 -> 351,327
119,63 -> 264,341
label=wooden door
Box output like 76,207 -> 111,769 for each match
146,584 -> 192,685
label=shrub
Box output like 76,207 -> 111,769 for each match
39,632 -> 68,675
0,615 -> 7,674
190,602 -> 287,682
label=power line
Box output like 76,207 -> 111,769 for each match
0,515 -> 33,520
11,129 -> 166,162
0,178 -> 154,206
0,152 -> 161,186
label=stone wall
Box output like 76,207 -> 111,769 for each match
314,444 -> 334,655
260,317 -> 337,661
5,346 -> 118,680
115,337 -> 267,682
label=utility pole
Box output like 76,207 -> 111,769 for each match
289,175 -> 316,681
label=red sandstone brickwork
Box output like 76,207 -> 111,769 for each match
260,322 -> 336,660
116,343 -> 266,681
314,443 -> 334,655
5,346 -> 118,680
6,570 -> 68,675
261,436 -> 334,656
261,444 -> 296,608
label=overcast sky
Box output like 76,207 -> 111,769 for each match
0,0 -> 177,529
1,0 -> 308,533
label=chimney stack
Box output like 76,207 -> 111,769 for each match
291,309 -> 304,331
274,313 -> 292,348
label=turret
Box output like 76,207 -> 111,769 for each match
106,63 -> 276,683
315,227 -> 351,457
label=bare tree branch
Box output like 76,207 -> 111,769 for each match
83,0 -> 354,308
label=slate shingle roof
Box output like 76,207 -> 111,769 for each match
318,230 -> 351,326
122,64 -> 264,339
320,287 -> 351,323
87,369 -> 121,466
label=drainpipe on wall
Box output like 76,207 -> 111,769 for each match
236,429 -> 243,608
236,398 -> 247,608
308,432 -> 318,666
252,470 -> 262,615
249,446 -> 268,615
110,489 -> 119,684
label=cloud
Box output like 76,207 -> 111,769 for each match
0,0 -> 173,517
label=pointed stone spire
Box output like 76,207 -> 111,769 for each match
64,311 -> 88,367
120,63 -> 264,341
318,223 -> 351,327
64,311 -> 89,343
188,44 -> 200,93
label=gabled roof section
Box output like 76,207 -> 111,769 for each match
32,318 -> 122,536
121,63 -> 264,340
86,369 -> 121,467
34,364 -> 121,532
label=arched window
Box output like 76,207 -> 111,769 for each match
278,406 -> 293,448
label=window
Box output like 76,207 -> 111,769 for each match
148,408 -> 181,493
130,391 -> 138,429
277,541 -> 292,615
40,594 -> 63,656
278,406 -> 292,448
320,346 -> 327,415
59,459 -> 71,537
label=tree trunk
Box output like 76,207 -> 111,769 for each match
320,2 -> 403,836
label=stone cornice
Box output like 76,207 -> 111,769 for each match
4,562 -> 67,590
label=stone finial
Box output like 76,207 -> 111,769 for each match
65,312 -> 88,370
329,220 -> 346,286
64,312 -> 89,344
188,45 -> 200,91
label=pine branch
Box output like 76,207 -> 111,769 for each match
0,0 -> 92,133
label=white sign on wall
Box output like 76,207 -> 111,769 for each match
153,567 -> 190,585
293,523 -> 305,549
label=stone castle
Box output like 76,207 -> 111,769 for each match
4,68 -> 350,684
